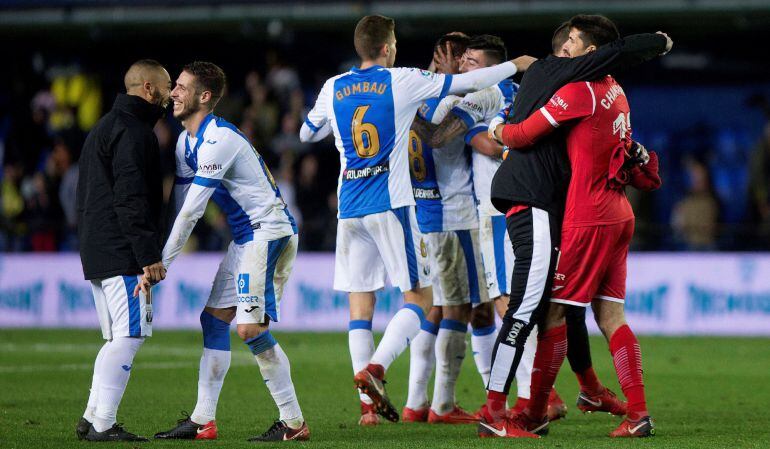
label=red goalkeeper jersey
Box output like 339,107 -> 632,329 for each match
502,76 -> 634,227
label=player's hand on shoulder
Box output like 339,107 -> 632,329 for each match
656,31 -> 673,54
511,55 -> 537,73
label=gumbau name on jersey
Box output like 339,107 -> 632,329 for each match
600,84 -> 626,110
335,82 -> 388,101
343,163 -> 389,181
412,187 -> 442,200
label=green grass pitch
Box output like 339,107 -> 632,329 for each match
1,329 -> 769,448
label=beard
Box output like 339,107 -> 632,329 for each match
150,87 -> 170,109
174,98 -> 200,122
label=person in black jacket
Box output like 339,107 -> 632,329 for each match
75,59 -> 171,442
475,18 -> 672,438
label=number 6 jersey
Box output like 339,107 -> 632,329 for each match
303,65 -> 452,218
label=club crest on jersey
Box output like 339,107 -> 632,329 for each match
418,69 -> 435,79
420,238 -> 428,258
237,273 -> 249,294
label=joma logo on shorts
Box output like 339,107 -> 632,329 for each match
506,321 -> 524,344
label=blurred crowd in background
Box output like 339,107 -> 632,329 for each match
2,51 -> 770,253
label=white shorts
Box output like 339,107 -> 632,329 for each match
334,206 -> 431,293
427,230 -> 489,307
479,211 -> 515,299
91,275 -> 152,340
207,234 -> 297,324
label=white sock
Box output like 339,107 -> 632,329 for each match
370,304 -> 424,371
248,332 -> 304,429
430,319 -> 467,415
515,326 -> 538,399
471,324 -> 497,389
349,320 -> 374,404
406,325 -> 438,410
92,337 -> 144,432
84,341 -> 109,422
191,310 -> 232,424
190,348 -> 231,424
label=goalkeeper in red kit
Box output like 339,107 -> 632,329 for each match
491,20 -> 663,438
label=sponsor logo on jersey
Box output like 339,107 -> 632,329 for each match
237,273 -> 250,294
205,139 -> 218,145
550,94 -> 569,111
343,163 -> 389,181
412,187 -> 442,200
198,163 -> 223,174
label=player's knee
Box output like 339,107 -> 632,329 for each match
237,323 -> 269,342
204,306 -> 235,323
443,304 -> 470,322
201,310 -> 232,351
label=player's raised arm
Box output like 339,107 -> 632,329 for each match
542,17 -> 671,87
493,82 -> 593,148
447,56 -> 535,95
299,80 -> 333,142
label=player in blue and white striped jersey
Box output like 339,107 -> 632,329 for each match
402,33 -> 492,424
150,62 -> 309,442
417,35 -> 540,415
300,15 -> 535,424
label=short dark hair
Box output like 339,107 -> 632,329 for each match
567,14 -> 619,48
466,34 -> 507,64
434,32 -> 471,59
354,15 -> 396,61
551,21 -> 570,54
183,61 -> 226,109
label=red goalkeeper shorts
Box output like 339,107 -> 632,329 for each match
550,219 -> 634,307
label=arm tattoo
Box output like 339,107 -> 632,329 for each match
430,113 -> 468,148
411,115 -> 438,143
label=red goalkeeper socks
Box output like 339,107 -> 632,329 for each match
575,366 -> 603,396
609,324 -> 648,421
525,324 -> 568,421
484,390 -> 508,421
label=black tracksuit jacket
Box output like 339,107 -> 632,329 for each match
77,94 -> 165,280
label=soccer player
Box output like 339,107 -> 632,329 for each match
403,32 -> 488,424
415,34 -> 572,420
150,62 -> 309,442
489,16 -> 668,438
474,16 -> 672,438
75,59 -> 170,442
300,14 -> 535,423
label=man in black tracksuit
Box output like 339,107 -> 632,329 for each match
75,59 -> 171,442
477,19 -> 671,433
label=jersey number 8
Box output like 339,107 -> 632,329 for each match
352,105 -> 380,158
408,130 -> 427,182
